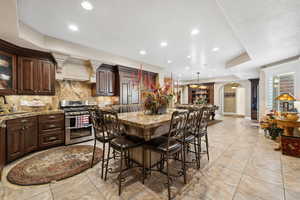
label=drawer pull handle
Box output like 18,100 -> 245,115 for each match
49,124 -> 56,128
21,120 -> 28,123
48,136 -> 57,141
49,116 -> 55,119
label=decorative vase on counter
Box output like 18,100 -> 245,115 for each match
143,85 -> 173,115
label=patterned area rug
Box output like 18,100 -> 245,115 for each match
7,145 -> 102,186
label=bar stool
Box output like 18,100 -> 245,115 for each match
145,111 -> 189,200
90,109 -> 117,179
99,110 -> 144,195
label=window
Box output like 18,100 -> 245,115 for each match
271,73 -> 295,110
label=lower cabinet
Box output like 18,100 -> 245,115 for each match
6,116 -> 38,162
6,114 -> 65,163
0,127 -> 6,178
38,114 -> 65,149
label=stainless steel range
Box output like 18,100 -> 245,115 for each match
60,100 -> 96,145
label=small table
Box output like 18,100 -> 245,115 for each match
276,119 -> 300,157
118,109 -> 186,167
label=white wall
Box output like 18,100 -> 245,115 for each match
236,87 -> 246,115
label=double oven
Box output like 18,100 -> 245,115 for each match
60,100 -> 96,145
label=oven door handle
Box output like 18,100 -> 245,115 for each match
65,116 -> 77,119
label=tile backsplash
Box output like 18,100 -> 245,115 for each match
4,80 -> 119,111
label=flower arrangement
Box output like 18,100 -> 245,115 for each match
194,96 -> 207,105
143,85 -> 173,114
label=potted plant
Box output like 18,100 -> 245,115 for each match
143,85 -> 173,115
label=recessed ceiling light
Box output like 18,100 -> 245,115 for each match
212,47 -> 220,52
191,29 -> 199,36
68,24 -> 79,32
185,66 -> 190,70
187,55 -> 192,59
167,60 -> 172,64
160,41 -> 168,47
139,50 -> 147,55
81,0 -> 93,10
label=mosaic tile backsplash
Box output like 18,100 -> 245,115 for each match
5,80 -> 119,111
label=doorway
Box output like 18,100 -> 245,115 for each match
222,83 -> 246,116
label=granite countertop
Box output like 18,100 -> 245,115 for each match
118,109 -> 186,129
0,110 -> 64,128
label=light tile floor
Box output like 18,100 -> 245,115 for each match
1,116 -> 300,200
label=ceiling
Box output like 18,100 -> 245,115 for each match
17,0 -> 300,81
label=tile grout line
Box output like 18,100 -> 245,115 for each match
48,184 -> 55,200
231,138 -> 258,200
280,154 -> 286,200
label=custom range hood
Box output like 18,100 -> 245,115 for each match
52,52 -> 106,82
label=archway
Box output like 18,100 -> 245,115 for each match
220,82 -> 246,116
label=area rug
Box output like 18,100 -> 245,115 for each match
7,145 -> 103,186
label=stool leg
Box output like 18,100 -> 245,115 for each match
193,137 -> 199,169
101,142 -> 106,179
166,154 -> 171,200
205,133 -> 209,161
118,148 -> 124,196
91,139 -> 97,168
104,143 -> 111,181
182,143 -> 187,184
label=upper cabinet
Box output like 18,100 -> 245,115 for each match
0,39 -> 56,95
94,64 -> 118,96
0,50 -> 17,95
37,59 -> 55,95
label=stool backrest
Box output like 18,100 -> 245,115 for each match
199,107 -> 212,132
167,111 -> 189,150
90,110 -> 121,138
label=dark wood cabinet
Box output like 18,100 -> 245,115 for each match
119,67 -> 140,105
18,57 -> 55,95
37,60 -> 55,95
0,50 -> 17,95
6,117 -> 38,162
188,83 -> 215,104
38,113 -> 65,149
5,114 -> 64,163
118,66 -> 157,105
0,39 -> 56,96
17,57 -> 38,94
0,127 -> 6,178
95,64 -> 118,96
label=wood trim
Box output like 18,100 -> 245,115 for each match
0,39 -> 56,64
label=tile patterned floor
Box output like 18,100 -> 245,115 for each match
1,116 -> 300,200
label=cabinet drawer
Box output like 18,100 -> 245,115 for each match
39,121 -> 64,131
39,129 -> 64,148
7,116 -> 37,128
39,114 -> 64,122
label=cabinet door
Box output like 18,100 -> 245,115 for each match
18,57 -> 38,94
38,60 -> 55,94
96,70 -> 107,95
131,81 -> 140,104
121,81 -> 131,105
0,127 -> 6,177
24,124 -> 38,153
7,126 -> 24,162
107,71 -> 115,95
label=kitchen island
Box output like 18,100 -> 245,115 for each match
118,109 -> 186,167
